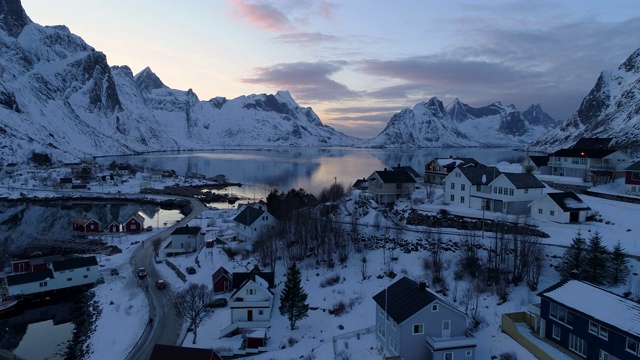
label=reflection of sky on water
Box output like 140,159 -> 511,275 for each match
98,147 -> 530,202
13,320 -> 73,360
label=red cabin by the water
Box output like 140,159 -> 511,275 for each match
72,215 -> 101,233
124,213 -> 145,233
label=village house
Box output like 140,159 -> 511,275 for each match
211,266 -> 233,294
373,277 -> 476,360
624,161 -> 640,196
220,271 -> 274,338
232,202 -> 277,243
424,157 -> 483,185
162,225 -> 203,257
548,138 -> 633,184
108,221 -> 121,233
530,191 -> 591,223
444,168 -> 545,215
532,279 -> 640,360
71,215 -> 101,233
4,255 -> 100,297
124,213 -> 145,233
367,169 -> 417,206
521,155 -> 551,175
391,164 -> 422,181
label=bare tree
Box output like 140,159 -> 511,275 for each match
174,283 -> 214,344
254,230 -> 279,272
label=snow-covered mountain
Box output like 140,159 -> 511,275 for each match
363,97 -> 558,147
0,0 -> 357,163
530,48 -> 640,152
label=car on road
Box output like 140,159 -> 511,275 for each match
137,268 -> 147,279
186,266 -> 196,274
146,226 -> 153,232
110,268 -> 119,276
155,280 -> 166,289
205,297 -> 228,308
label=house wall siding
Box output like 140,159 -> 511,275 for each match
540,298 -> 635,360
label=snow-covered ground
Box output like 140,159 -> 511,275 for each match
79,168 -> 640,360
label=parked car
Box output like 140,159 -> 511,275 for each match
155,280 -> 166,289
186,266 -> 196,274
145,226 -> 152,232
110,268 -> 119,276
205,298 -> 228,308
137,268 -> 147,279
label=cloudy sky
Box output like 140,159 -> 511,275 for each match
21,0 -> 640,138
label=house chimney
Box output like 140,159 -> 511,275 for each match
419,281 -> 427,291
569,269 -> 580,280
384,168 -> 387,171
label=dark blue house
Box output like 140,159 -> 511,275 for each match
536,279 -> 640,360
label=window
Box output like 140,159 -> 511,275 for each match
450,195 -> 454,202
377,323 -> 385,338
538,208 -> 543,214
380,308 -> 384,317
599,350 -> 610,360
493,186 -> 497,194
498,187 -> 503,195
460,196 -> 465,204
476,185 -> 481,192
258,310 -> 264,315
465,350 -> 472,357
247,288 -> 256,295
444,352 -> 453,360
455,171 -> 461,178
67,278 -> 72,281
550,210 -> 555,216
389,337 -> 398,354
83,275 -> 88,278
524,189 -> 529,194
461,184 -> 465,191
552,324 -> 561,339
412,323 -> 424,334
548,303 -> 574,326
451,182 -> 455,190
589,321 -> 609,340
391,319 -> 397,330
432,304 -> 439,312
627,337 -> 639,355
509,188 -> 514,196
39,281 -> 47,287
86,267 -> 90,271
569,334 -> 587,356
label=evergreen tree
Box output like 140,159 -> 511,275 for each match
279,262 -> 309,330
559,231 -> 587,279
584,231 -> 609,284
610,240 -> 630,284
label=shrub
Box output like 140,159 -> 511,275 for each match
499,351 -> 518,360
287,336 -> 298,347
320,274 -> 341,288
329,300 -> 347,316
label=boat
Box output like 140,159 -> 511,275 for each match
0,297 -> 18,314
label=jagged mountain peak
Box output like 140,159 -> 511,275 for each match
529,47 -> 640,152
134,66 -> 167,92
0,0 -> 31,38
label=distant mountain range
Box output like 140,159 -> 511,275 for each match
1,0 -> 638,163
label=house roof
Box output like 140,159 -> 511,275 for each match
545,192 -> 591,212
352,178 -> 368,188
372,276 -> 439,324
526,155 -> 549,167
233,206 -> 265,226
570,137 -> 613,150
625,161 -> 640,172
232,266 -> 275,289
538,279 -> 640,337
149,344 -> 222,360
500,172 -> 545,189
457,166 -> 501,185
72,215 -> 98,226
212,266 -> 231,281
370,170 -> 416,184
171,225 -> 201,235
391,165 -> 421,178
51,256 -> 98,272
127,213 -> 145,224
433,157 -> 483,169
551,148 -> 617,159
6,268 -> 54,286
230,273 -> 275,298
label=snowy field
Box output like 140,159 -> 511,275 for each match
79,172 -> 640,360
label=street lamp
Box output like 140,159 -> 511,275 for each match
581,152 -> 588,183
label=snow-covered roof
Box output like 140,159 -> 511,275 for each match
539,280 -> 640,337
546,192 -> 591,212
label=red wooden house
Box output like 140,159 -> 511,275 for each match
212,266 -> 232,293
625,161 -> 640,196
124,213 -> 145,233
72,215 -> 101,233
11,255 -> 63,273
108,221 -> 120,233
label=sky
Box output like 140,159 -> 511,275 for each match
19,0 -> 640,138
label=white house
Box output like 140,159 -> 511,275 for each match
530,192 -> 591,223
486,173 -> 545,215
4,256 -> 100,297
367,169 -> 417,205
162,225 -> 203,256
443,166 -> 501,209
220,274 -> 274,337
548,148 -> 633,184
232,202 -> 277,242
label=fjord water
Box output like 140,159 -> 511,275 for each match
98,147 -> 529,204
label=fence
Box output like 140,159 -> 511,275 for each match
501,312 -> 553,360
